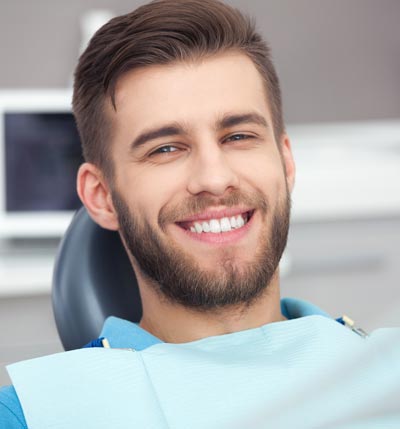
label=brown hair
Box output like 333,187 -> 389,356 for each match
73,0 -> 284,179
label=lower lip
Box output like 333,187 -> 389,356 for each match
174,212 -> 255,245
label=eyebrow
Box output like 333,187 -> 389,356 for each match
130,125 -> 186,150
130,112 -> 269,151
216,112 -> 269,130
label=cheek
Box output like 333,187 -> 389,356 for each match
234,151 -> 285,193
118,165 -> 187,221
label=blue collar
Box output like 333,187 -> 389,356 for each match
99,298 -> 331,351
280,297 -> 331,319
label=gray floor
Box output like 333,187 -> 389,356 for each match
0,294 -> 63,386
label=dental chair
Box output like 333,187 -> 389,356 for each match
52,206 -> 142,351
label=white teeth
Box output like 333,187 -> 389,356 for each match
209,219 -> 221,233
220,217 -> 231,232
188,213 -> 249,234
236,215 -> 245,228
202,221 -> 210,232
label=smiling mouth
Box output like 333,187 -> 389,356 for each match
177,210 -> 254,234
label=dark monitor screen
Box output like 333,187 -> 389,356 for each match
5,112 -> 84,212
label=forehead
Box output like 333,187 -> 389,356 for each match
111,52 -> 272,134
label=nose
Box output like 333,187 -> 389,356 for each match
187,145 -> 240,196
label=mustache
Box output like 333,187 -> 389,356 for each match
159,189 -> 268,227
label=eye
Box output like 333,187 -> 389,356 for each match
149,145 -> 180,156
224,133 -> 254,143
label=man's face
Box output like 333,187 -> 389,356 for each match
107,52 -> 294,309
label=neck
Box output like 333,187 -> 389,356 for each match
138,271 -> 285,344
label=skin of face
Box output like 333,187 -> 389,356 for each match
77,51 -> 296,339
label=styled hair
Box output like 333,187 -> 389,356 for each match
72,0 -> 284,179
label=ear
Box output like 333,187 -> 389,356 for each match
76,162 -> 119,231
280,134 -> 296,193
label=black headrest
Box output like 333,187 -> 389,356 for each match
52,207 -> 142,351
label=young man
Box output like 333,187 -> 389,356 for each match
1,0 -> 399,428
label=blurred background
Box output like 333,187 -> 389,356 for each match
0,0 -> 399,385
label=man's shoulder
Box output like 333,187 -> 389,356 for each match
0,385 -> 27,429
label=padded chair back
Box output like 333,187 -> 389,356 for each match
52,207 -> 142,351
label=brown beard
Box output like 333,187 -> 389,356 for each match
111,187 -> 291,311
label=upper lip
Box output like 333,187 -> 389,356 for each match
176,207 -> 253,223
